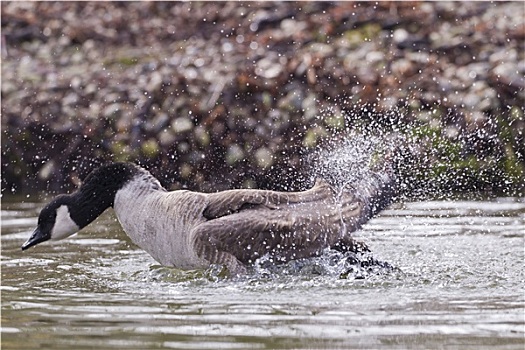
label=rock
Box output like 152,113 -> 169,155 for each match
492,62 -> 524,90
255,56 -> 283,79
226,144 -> 245,165
158,128 -> 176,147
194,126 -> 210,147
255,147 -> 274,169
102,103 -> 122,118
37,160 -> 56,181
141,139 -> 160,158
171,117 -> 194,133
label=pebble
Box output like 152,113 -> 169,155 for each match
103,103 -> 122,118
226,144 -> 245,165
255,147 -> 274,169
256,56 -> 283,79
171,117 -> 194,133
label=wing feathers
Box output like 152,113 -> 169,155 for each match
194,169 -> 395,268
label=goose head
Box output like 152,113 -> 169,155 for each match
21,162 -> 152,250
22,195 -> 79,250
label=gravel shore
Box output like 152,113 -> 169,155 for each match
2,2 -> 524,196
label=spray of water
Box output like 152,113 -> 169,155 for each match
309,133 -> 391,190
249,130 -> 405,279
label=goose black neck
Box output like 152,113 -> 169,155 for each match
68,162 -> 141,228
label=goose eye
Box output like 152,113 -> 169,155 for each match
38,210 -> 56,227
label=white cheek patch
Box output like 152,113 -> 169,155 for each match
51,205 -> 80,240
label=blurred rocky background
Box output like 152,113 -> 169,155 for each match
2,2 -> 524,197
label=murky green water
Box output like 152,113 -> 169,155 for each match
2,197 -> 524,349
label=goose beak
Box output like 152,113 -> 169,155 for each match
21,227 -> 49,251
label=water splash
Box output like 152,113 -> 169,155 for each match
308,133 -> 394,191
252,249 -> 399,280
241,132 -> 404,280
309,101 -> 524,199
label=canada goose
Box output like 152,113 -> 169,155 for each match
22,162 -> 395,275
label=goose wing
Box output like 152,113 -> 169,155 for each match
195,171 -> 396,268
202,179 -> 334,219
195,200 -> 340,265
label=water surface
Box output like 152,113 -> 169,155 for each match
2,197 -> 524,349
